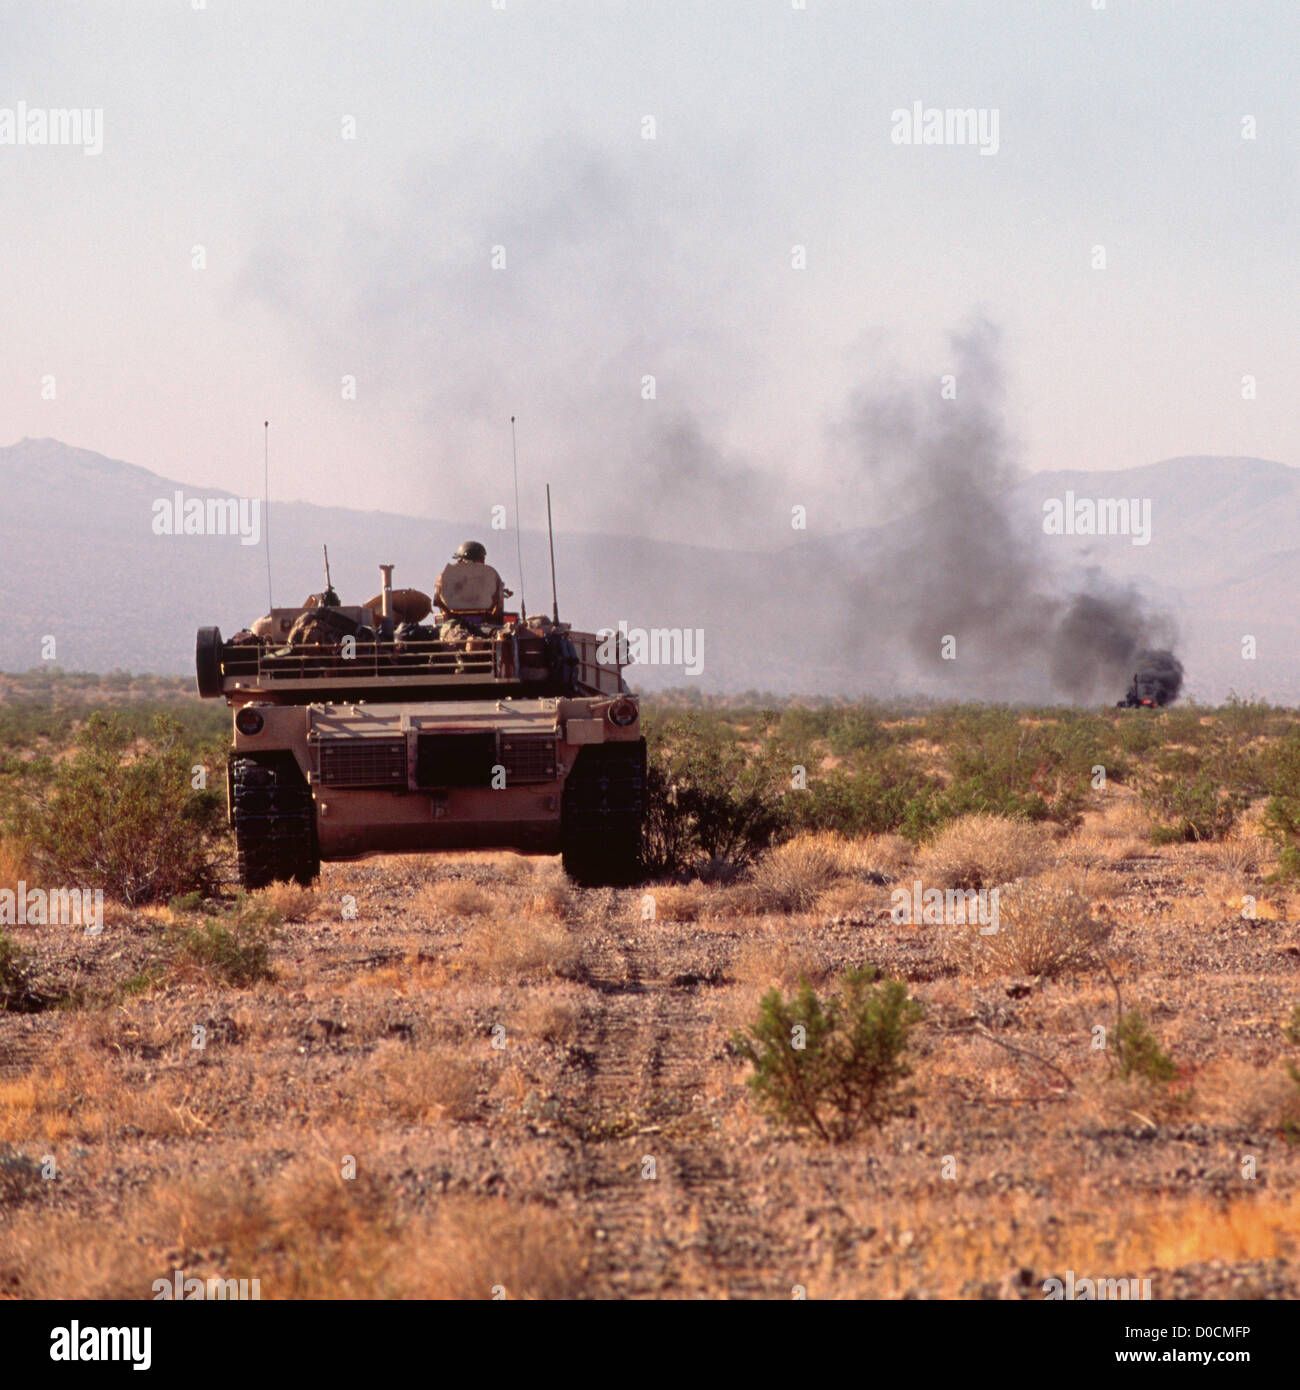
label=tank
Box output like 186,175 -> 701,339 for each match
1115,650 -> 1185,709
195,556 -> 644,888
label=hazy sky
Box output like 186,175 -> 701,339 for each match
3,0 -> 1296,547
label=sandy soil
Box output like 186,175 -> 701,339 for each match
2,821 -> 1299,1300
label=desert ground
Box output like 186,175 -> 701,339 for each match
2,776 -> 1299,1300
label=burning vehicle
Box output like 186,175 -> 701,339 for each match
1116,650 -> 1184,708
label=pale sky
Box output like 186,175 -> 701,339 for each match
2,0 -> 1296,546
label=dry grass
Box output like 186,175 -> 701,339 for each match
0,1047 -> 223,1143
414,880 -> 501,920
459,915 -> 580,981
1212,835 -> 1264,878
516,996 -> 583,1044
944,879 -> 1110,979
730,933 -> 830,991
845,1189 -> 1300,1299
740,833 -> 855,914
526,880 -> 572,921
842,832 -> 913,882
364,1044 -> 484,1122
5,718 -> 1300,1301
1037,863 -> 1126,902
0,1159 -> 589,1298
1194,1057 -> 1300,1132
253,882 -> 317,922
916,815 -> 1050,889
645,884 -> 710,922
0,836 -> 35,891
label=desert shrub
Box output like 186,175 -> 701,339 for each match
916,814 -> 1050,890
646,884 -> 708,922
180,915 -> 276,986
1115,1012 -> 1178,1084
460,916 -> 579,981
1218,695 -> 1282,740
947,880 -> 1109,979
369,1046 -> 483,1123
775,704 -> 892,757
0,929 -> 42,1012
643,716 -> 787,873
1114,714 -> 1163,757
0,714 -> 225,905
826,709 -> 890,756
786,758 -> 941,841
777,706 -> 834,746
1212,834 -> 1262,877
840,833 -> 912,884
1261,796 -> 1300,880
732,966 -> 923,1142
742,834 -> 848,914
254,882 -> 316,922
1259,728 -> 1300,797
937,718 -> 1099,828
0,837 -> 35,891
1142,769 -> 1243,843
416,881 -> 499,919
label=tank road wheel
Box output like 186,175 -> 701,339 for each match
561,741 -> 646,886
231,756 -> 320,890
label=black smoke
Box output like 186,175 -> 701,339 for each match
1117,650 -> 1185,707
834,319 -> 1180,703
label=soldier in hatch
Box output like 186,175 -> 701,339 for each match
433,540 -> 511,636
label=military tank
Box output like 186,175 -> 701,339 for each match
195,548 -> 644,889
1116,649 -> 1185,709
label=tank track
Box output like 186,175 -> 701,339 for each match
231,756 -> 320,890
560,741 -> 646,886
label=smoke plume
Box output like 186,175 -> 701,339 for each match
1119,650 -> 1185,707
835,319 -> 1178,702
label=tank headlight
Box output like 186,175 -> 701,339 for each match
235,708 -> 265,736
607,698 -> 638,728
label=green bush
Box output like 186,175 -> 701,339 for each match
733,966 -> 923,1141
787,760 -> 940,841
1262,797 -> 1300,880
180,914 -> 276,986
643,715 -> 788,872
1142,769 -> 1243,843
0,929 -> 41,1012
826,709 -> 890,756
0,713 -> 226,905
1115,1011 -> 1177,1084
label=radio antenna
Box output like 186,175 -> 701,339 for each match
510,416 -> 526,620
263,420 -> 274,610
546,482 -> 559,624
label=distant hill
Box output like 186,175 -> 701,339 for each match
0,437 -> 1296,702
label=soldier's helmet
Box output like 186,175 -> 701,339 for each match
453,540 -> 487,563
